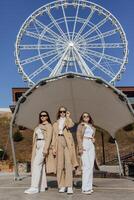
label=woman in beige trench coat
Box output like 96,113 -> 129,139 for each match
24,111 -> 53,194
52,106 -> 78,194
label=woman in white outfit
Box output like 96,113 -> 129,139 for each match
24,111 -> 53,194
76,112 -> 95,195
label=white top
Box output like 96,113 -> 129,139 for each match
59,117 -> 66,135
84,124 -> 94,138
35,127 -> 44,139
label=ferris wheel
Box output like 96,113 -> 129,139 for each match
15,0 -> 128,87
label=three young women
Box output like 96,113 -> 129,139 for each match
24,109 -> 96,195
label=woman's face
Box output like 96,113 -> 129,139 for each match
59,107 -> 66,118
40,112 -> 48,123
82,113 -> 90,123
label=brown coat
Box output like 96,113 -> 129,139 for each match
31,123 -> 55,174
52,117 -> 78,170
76,123 -> 96,154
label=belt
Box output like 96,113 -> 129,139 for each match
83,136 -> 93,140
37,138 -> 44,140
58,134 -> 64,136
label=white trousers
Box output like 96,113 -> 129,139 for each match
31,140 -> 47,189
81,138 -> 95,191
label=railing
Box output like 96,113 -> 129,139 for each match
105,152 -> 134,164
128,97 -> 134,104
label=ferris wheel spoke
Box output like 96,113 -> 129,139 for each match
41,34 -> 61,43
20,49 -> 61,65
103,59 -> 115,75
72,3 -> 80,40
33,18 -> 66,43
82,29 -> 119,44
47,10 -> 68,42
74,9 -> 95,42
61,4 -> 70,40
18,44 -> 62,50
29,51 -> 64,79
33,19 -> 41,36
78,42 -> 125,49
25,31 -> 57,44
29,64 -> 52,79
79,48 -> 123,64
80,51 -> 115,78
75,15 -> 110,42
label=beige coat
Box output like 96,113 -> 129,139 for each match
76,123 -> 96,154
52,117 -> 78,170
31,123 -> 55,174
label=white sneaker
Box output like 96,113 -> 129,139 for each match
59,187 -> 66,193
82,190 -> 93,195
67,187 -> 73,194
24,187 -> 39,194
40,188 -> 46,192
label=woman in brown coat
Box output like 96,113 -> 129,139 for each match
24,111 -> 53,194
52,106 -> 78,194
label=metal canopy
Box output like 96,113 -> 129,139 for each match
10,73 -> 134,179
13,73 -> 134,137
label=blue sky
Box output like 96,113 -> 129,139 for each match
0,0 -> 134,108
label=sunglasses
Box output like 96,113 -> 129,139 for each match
59,110 -> 66,113
83,115 -> 90,118
40,114 -> 48,117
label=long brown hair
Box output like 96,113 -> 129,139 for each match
79,112 -> 94,125
39,111 -> 51,124
56,106 -> 67,120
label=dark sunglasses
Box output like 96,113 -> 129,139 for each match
83,115 -> 90,118
59,110 -> 66,113
40,114 -> 48,117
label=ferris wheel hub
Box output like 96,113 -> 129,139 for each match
68,41 -> 74,47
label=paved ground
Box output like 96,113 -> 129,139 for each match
0,174 -> 134,200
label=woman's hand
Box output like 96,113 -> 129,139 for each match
91,137 -> 95,143
78,149 -> 83,155
79,148 -> 86,155
52,149 -> 56,156
81,122 -> 87,127
66,111 -> 71,118
43,151 -> 48,157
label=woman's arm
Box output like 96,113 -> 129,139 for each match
31,129 -> 36,164
76,124 -> 83,154
43,124 -> 53,155
65,117 -> 74,129
51,123 -> 57,156
91,127 -> 96,143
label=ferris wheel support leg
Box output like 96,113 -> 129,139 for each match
50,47 -> 69,77
73,47 -> 94,77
